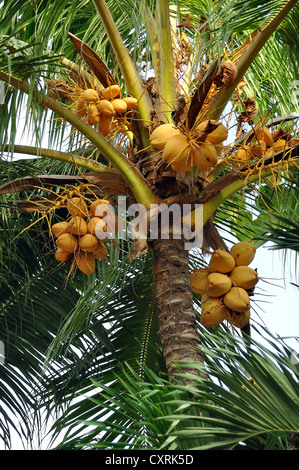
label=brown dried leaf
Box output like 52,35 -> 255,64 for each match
215,61 -> 238,89
237,94 -> 258,125
68,32 -> 115,88
46,78 -> 75,101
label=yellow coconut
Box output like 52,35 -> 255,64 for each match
162,134 -> 190,165
206,123 -> 228,145
87,217 -> 107,239
97,99 -> 116,116
227,309 -> 250,329
93,240 -> 108,259
56,233 -> 78,253
97,114 -> 112,137
78,233 -> 99,253
171,157 -> 192,173
207,272 -> 232,297
229,242 -> 256,266
251,139 -> 267,156
51,221 -> 70,238
273,139 -> 287,152
150,124 -> 181,150
90,199 -> 110,218
67,197 -> 88,218
87,104 -> 101,124
82,88 -> 99,103
101,84 -> 121,100
75,251 -> 95,275
256,126 -> 273,147
190,268 -> 210,294
236,145 -> 252,162
55,247 -> 71,262
200,295 -> 228,327
111,98 -> 127,114
214,142 -> 224,156
122,96 -> 138,110
74,100 -> 87,118
229,266 -> 259,290
209,249 -> 236,274
197,120 -> 228,144
191,141 -> 218,169
223,286 -> 250,313
68,216 -> 88,236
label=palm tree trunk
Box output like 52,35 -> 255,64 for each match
152,238 -> 203,380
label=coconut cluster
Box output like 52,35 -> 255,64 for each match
190,242 -> 259,329
234,125 -> 297,164
149,119 -> 228,173
74,85 -> 138,137
51,197 -> 112,275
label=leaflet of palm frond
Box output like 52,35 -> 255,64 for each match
187,59 -> 219,129
0,169 -> 134,199
68,32 -> 115,88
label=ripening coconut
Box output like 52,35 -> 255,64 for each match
75,251 -> 95,275
223,287 -> 250,313
190,268 -> 210,294
87,104 -> 101,124
191,141 -> 218,170
251,139 -> 267,156
256,126 -> 273,147
273,139 -> 287,152
51,221 -> 70,238
111,99 -> 127,114
97,99 -> 116,115
102,84 -> 121,100
87,217 -> 107,239
55,247 -> 71,262
236,145 -> 252,162
150,124 -> 181,150
122,96 -> 138,110
229,242 -> 256,266
197,120 -> 228,144
207,272 -> 232,297
97,114 -> 112,136
82,88 -> 99,103
93,240 -> 108,259
171,155 -> 192,173
74,100 -> 87,118
68,216 -> 88,236
200,295 -> 228,326
67,197 -> 88,218
229,266 -> 259,290
90,199 -> 110,218
209,249 -> 236,273
78,233 -> 99,253
56,233 -> 78,253
226,309 -> 250,329
162,134 -> 190,165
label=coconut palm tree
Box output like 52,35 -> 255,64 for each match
0,0 -> 298,449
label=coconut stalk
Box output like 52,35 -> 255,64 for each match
0,70 -> 158,207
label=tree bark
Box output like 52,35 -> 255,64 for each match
152,238 -> 203,380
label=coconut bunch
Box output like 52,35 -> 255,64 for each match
51,197 -> 112,275
73,85 -> 138,137
234,125 -> 298,165
190,242 -> 259,329
149,119 -> 228,174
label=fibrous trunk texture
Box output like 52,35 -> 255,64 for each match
153,238 -> 203,380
